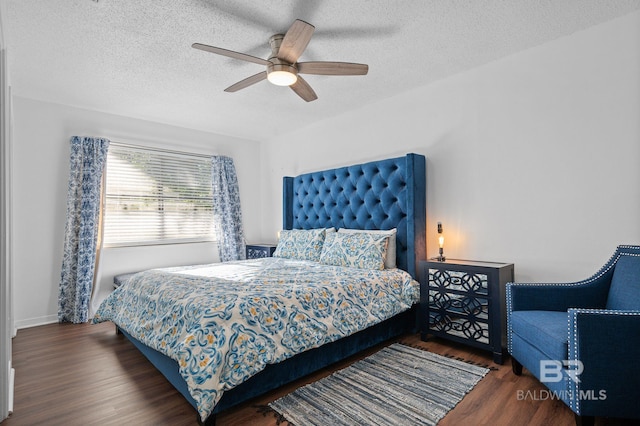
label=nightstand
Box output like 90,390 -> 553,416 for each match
419,259 -> 514,364
246,243 -> 277,259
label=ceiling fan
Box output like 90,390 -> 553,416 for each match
192,19 -> 369,102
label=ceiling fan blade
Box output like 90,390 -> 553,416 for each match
192,43 -> 270,66
224,71 -> 268,92
290,76 -> 318,102
298,62 -> 369,76
278,20 -> 315,64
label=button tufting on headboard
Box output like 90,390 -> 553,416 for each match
282,154 -> 426,278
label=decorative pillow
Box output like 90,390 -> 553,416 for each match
338,228 -> 397,269
319,231 -> 389,270
273,229 -> 326,261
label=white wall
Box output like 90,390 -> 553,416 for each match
10,10 -> 640,327
0,0 -> 14,418
11,98 -> 261,328
262,11 -> 640,283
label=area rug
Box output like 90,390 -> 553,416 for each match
268,343 -> 489,426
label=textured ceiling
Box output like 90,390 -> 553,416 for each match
5,0 -> 640,141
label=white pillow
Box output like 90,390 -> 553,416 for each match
319,231 -> 389,270
338,228 -> 397,269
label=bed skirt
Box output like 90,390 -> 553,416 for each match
119,306 -> 417,423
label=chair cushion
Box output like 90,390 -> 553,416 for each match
606,255 -> 640,310
510,311 -> 568,361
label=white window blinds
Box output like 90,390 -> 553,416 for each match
103,143 -> 214,247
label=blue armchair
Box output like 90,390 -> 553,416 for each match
507,245 -> 640,426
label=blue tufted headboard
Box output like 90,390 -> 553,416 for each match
282,153 -> 426,279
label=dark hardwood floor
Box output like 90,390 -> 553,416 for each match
2,322 -> 635,426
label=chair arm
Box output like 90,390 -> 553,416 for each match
566,309 -> 640,417
507,277 -> 611,312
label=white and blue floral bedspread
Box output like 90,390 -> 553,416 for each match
93,257 -> 419,420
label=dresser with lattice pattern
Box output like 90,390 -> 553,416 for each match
246,243 -> 277,259
419,259 -> 514,364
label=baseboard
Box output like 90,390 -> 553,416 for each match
14,314 -> 57,330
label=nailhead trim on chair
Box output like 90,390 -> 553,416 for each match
568,308 -> 640,414
506,246 -> 640,357
506,285 -> 514,353
509,251 -> 640,288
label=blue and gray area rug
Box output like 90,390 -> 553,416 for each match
269,343 -> 489,426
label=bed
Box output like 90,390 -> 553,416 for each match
93,153 -> 426,425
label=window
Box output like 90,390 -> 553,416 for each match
103,143 -> 214,247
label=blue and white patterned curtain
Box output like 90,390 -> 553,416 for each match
58,136 -> 110,323
211,156 -> 245,262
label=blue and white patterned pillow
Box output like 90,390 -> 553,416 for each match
273,229 -> 326,261
338,228 -> 397,269
319,231 -> 389,270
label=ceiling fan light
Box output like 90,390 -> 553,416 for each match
267,70 -> 297,86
